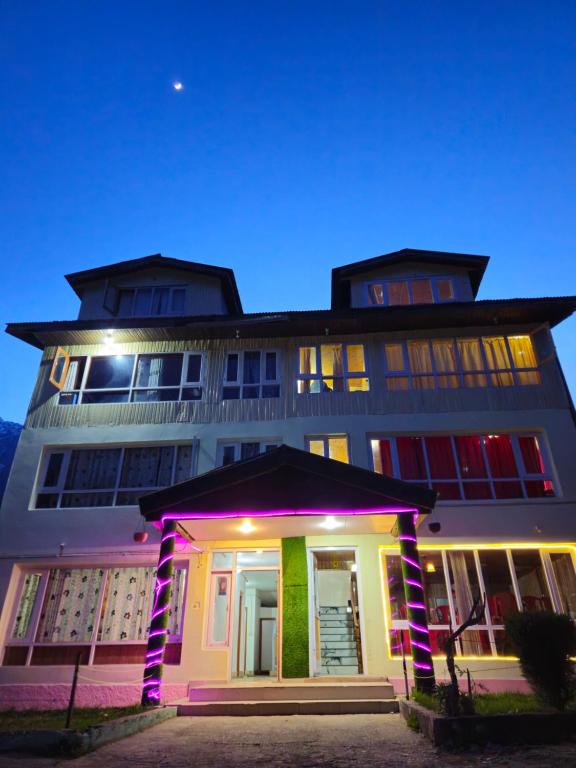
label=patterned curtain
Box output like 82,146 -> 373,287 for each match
174,445 -> 194,483
36,568 -> 103,643
12,573 -> 41,639
65,449 -> 121,490
120,446 -> 174,488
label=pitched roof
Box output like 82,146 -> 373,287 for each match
65,254 -> 243,314
331,248 -> 490,308
138,444 -> 437,521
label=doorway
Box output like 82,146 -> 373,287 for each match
309,549 -> 364,676
232,555 -> 279,680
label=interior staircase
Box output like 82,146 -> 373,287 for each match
319,605 -> 359,676
177,678 -> 398,716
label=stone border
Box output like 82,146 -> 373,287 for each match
400,699 -> 576,748
0,706 -> 177,756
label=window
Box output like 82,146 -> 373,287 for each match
222,351 -> 280,400
117,286 -> 186,317
382,334 -> 540,390
370,433 -> 555,501
297,344 -> 369,393
382,547 -> 575,659
367,277 -> 456,307
3,566 -> 185,666
34,443 -> 196,509
58,352 -> 203,405
218,441 -> 280,466
306,435 -> 349,463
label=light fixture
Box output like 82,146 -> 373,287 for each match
103,330 -> 114,347
425,561 -> 436,573
350,563 -> 358,572
238,519 -> 255,534
319,515 -> 342,530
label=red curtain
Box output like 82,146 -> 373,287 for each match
484,435 -> 517,478
455,436 -> 487,478
425,437 -> 456,479
519,436 -> 545,474
378,440 -> 394,476
397,437 -> 426,480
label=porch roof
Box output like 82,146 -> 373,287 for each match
139,445 -> 437,525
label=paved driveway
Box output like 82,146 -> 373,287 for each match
0,714 -> 575,768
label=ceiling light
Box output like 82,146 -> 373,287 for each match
319,516 -> 342,531
239,519 -> 255,534
103,330 -> 114,346
350,563 -> 358,572
425,562 -> 436,573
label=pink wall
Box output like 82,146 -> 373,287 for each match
0,683 -> 188,711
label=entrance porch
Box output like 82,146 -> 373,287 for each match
138,445 -> 438,705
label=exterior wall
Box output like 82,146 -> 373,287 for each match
349,262 -> 475,307
76,267 -> 229,320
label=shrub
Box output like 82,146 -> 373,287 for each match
505,611 -> 576,711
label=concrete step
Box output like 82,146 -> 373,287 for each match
319,618 -> 353,627
319,606 -> 349,616
320,640 -> 356,650
178,699 -> 399,716
320,627 -> 354,636
187,682 -> 395,702
320,665 -> 359,675
321,652 -> 358,663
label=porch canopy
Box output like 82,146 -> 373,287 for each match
138,446 -> 439,704
139,444 -> 437,540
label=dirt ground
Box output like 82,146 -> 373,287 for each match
0,714 -> 575,768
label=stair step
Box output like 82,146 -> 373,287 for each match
320,640 -> 356,650
320,665 -> 360,675
319,607 -> 349,616
320,619 -> 353,627
178,699 -> 398,716
188,682 -> 395,702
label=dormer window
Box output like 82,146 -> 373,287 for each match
117,285 -> 186,317
367,277 -> 455,307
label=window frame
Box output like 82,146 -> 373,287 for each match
3,564 -> 187,667
381,546 -> 576,660
118,285 -> 187,317
57,351 -> 205,405
369,432 -> 556,502
32,442 -> 198,510
216,439 -> 281,466
296,343 -> 370,394
305,434 -> 350,463
382,334 -> 540,391
366,276 -> 456,307
222,349 -> 281,400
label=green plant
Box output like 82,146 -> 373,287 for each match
505,611 -> 576,711
412,689 -> 439,712
406,712 -> 420,731
281,537 -> 309,678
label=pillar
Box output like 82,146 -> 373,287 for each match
397,512 -> 435,694
141,519 -> 177,706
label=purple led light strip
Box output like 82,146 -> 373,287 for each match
411,640 -> 432,653
409,621 -> 430,635
401,555 -> 422,570
407,602 -> 426,610
413,662 -> 433,671
161,506 -> 418,522
405,578 -> 424,590
398,534 -> 417,543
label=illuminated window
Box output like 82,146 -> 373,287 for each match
366,277 -> 455,306
382,334 -> 540,390
34,443 -> 196,509
58,352 -> 203,405
223,350 -> 280,400
3,566 -> 185,667
306,435 -> 349,464
297,344 -> 369,393
370,433 -> 555,501
382,547 -> 573,660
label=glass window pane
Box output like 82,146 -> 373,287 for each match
371,439 -> 394,476
512,551 -> 553,612
308,439 -> 326,458
43,453 -> 64,487
236,551 -> 279,567
186,354 -> 202,383
385,344 -> 405,372
118,289 -> 135,316
478,551 -> 518,624
549,552 -> 576,618
213,552 -> 234,568
265,352 -> 277,381
446,551 -> 483,629
60,491 -> 115,507
386,376 -> 409,390
384,555 -> 406,621
432,340 -> 457,372
368,284 -> 384,305
226,354 -> 239,382
457,339 -> 487,387
425,437 -> 456,479
299,347 -> 317,375
131,389 -> 180,403
243,351 -> 261,385
346,345 -> 365,373
240,442 -> 260,461
63,358 -> 86,390
407,341 -> 433,374
396,437 -> 427,480
508,335 -> 537,369
65,449 -> 121,490
518,436 -> 545,474
170,287 -> 186,313
387,281 -> 410,306
483,337 -> 514,386
221,446 -> 236,465
455,436 -> 487,478
421,553 -> 450,625
437,279 -> 454,301
36,568 -> 103,643
327,437 -> 349,463
86,356 -> 135,389
209,573 -> 230,645
120,446 -> 174,488
82,391 -> 130,404
262,384 -> 280,398
462,482 -> 492,500
320,344 -> 343,378
493,481 -> 523,498
432,482 -> 462,500
12,573 -> 42,639
411,279 -> 433,304
347,377 -> 369,392
134,288 -> 152,315
136,354 -> 182,388
151,287 -> 170,315
483,435 -> 518,478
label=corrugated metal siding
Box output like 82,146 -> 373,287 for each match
25,333 -> 568,429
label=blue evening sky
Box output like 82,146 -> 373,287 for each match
1,1 -> 575,423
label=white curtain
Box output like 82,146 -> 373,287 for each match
457,339 -> 487,388
432,340 -> 459,388
407,341 -> 434,389
448,553 -> 482,654
36,568 -> 103,643
483,337 -> 514,386
12,573 -> 41,639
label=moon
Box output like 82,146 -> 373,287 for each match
173,82 -> 183,91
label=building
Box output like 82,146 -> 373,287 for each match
0,248 -> 575,710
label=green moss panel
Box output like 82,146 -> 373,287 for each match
281,537 -> 309,678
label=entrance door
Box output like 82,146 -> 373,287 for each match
232,564 -> 279,680
310,549 -> 364,676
